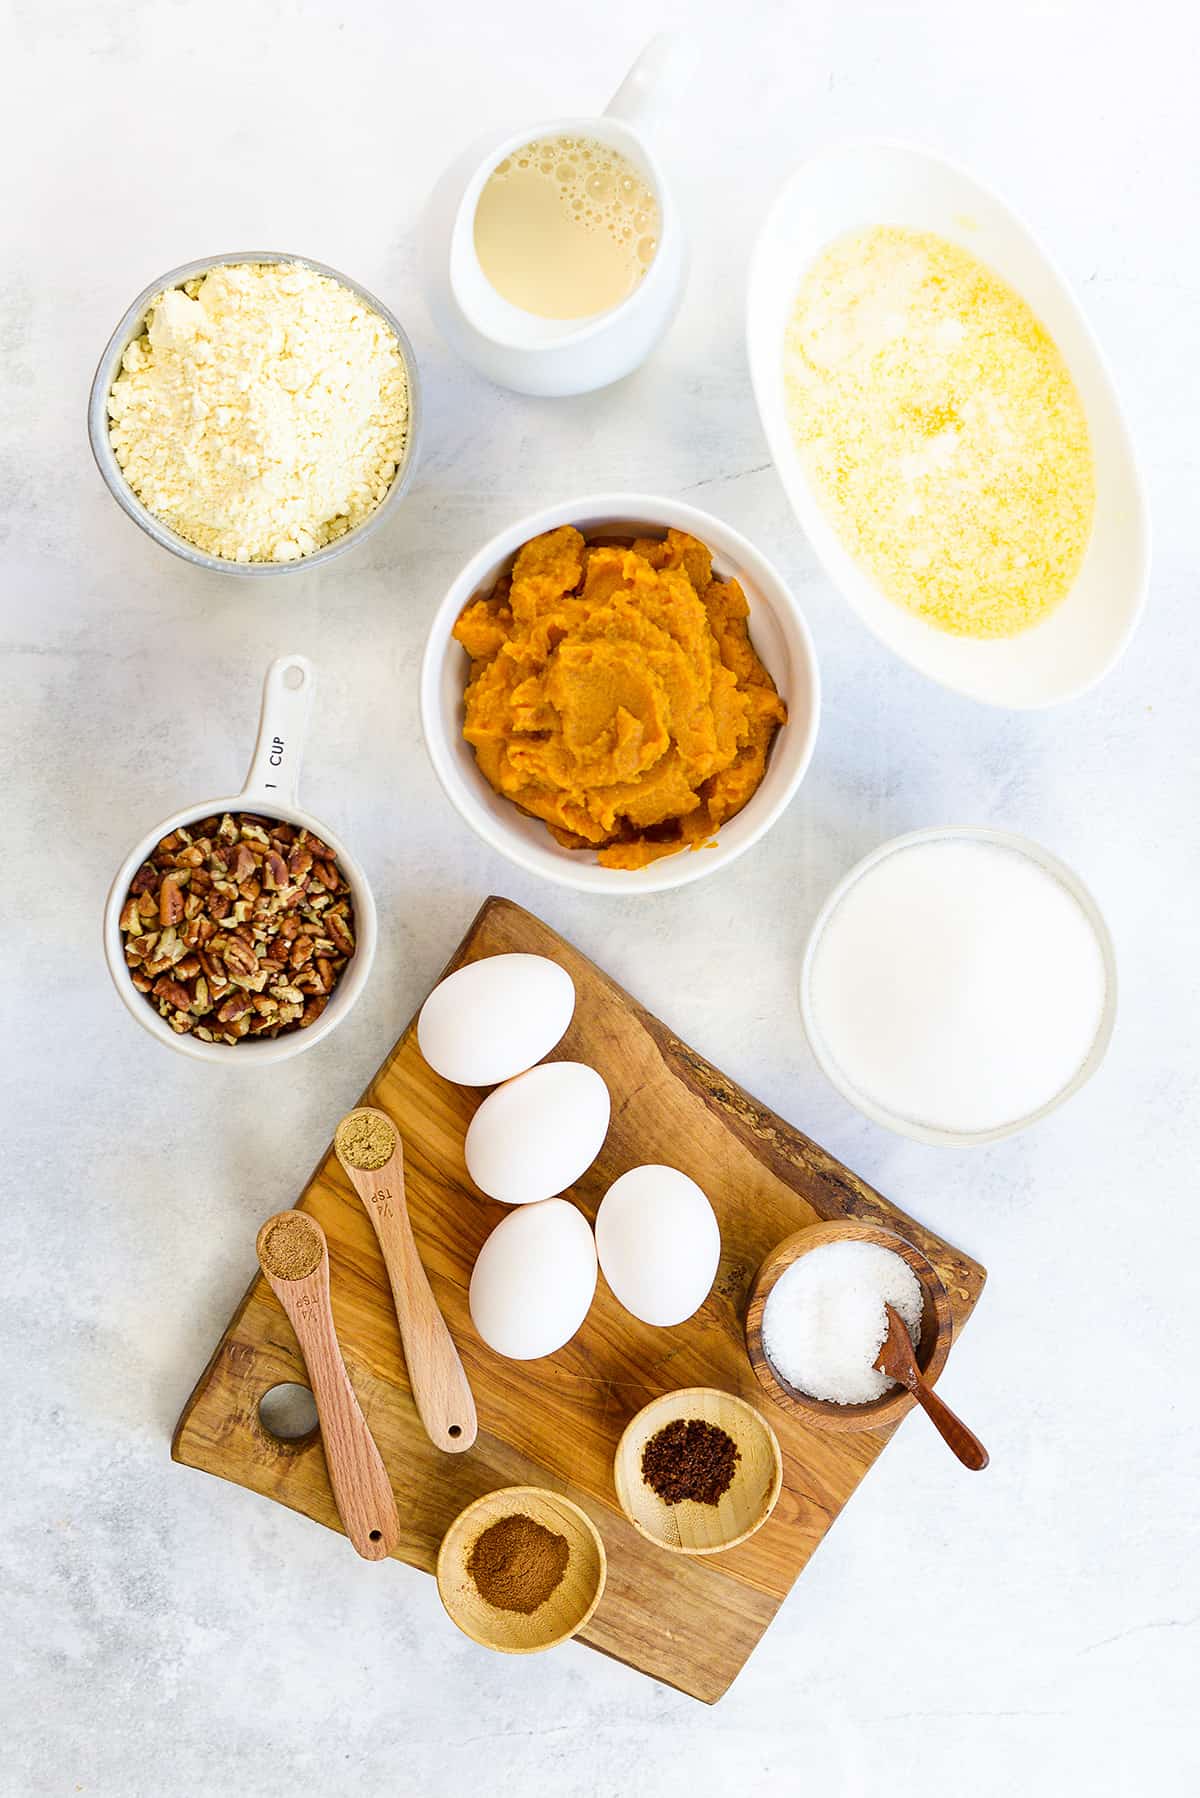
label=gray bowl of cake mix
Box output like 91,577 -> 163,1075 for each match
800,825 -> 1118,1146
88,251 -> 423,576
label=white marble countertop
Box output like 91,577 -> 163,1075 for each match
4,1 -> 1198,1792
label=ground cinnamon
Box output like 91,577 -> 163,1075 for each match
466,1513 -> 570,1614
641,1418 -> 740,1506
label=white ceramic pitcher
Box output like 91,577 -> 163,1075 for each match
420,34 -> 696,396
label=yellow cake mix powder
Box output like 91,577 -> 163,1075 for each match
108,261 -> 409,564
784,227 -> 1095,639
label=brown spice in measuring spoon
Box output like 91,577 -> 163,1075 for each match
336,1111 -> 396,1171
466,1513 -> 570,1614
260,1213 -> 324,1281
641,1418 -> 740,1506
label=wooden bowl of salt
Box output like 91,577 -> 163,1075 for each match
436,1485 -> 606,1655
745,1219 -> 953,1432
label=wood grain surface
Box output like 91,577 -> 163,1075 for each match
876,1305 -> 990,1471
174,896 -> 986,1704
254,1212 -> 400,1561
334,1111 -> 478,1453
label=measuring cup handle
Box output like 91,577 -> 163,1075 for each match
241,655 -> 316,811
604,31 -> 697,140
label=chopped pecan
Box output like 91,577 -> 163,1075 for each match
327,913 -> 354,956
118,810 -> 354,1045
216,991 -> 254,1024
159,876 -> 185,927
222,938 -> 259,982
230,843 -> 255,885
152,976 -> 193,1011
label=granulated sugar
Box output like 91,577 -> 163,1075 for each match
807,835 -> 1109,1136
762,1241 -> 924,1405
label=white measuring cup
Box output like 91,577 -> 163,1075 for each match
421,33 -> 696,396
104,655 -> 377,1064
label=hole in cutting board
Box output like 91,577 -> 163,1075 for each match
448,1425 -> 463,1438
258,1382 -> 318,1442
369,1530 -> 382,1541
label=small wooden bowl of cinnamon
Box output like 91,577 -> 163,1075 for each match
436,1485 -> 606,1655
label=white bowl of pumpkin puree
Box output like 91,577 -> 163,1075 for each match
420,495 -> 820,892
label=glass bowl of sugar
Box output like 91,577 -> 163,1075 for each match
745,1219 -> 953,1433
800,826 -> 1117,1146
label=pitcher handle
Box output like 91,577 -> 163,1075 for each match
604,32 -> 697,139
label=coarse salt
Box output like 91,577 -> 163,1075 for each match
107,261 -> 409,563
762,1240 -> 924,1406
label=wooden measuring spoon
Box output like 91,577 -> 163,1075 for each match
876,1303 -> 989,1471
256,1210 -> 400,1558
334,1108 -> 477,1453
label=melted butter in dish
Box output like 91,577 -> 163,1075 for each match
784,227 -> 1095,639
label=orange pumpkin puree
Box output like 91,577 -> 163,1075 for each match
453,525 -> 787,869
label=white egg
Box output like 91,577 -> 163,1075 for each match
469,1198 -> 597,1359
417,953 -> 575,1086
595,1165 -> 721,1327
464,1061 -> 610,1205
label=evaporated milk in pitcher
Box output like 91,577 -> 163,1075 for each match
473,133 -> 660,320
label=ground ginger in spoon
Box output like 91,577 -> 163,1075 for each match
784,226 -> 1095,638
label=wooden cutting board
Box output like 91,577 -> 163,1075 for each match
174,896 -> 986,1703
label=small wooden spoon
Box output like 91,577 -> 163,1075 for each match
256,1210 -> 400,1559
334,1108 -> 477,1453
875,1303 -> 989,1471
